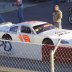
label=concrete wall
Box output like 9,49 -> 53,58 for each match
0,41 -> 42,60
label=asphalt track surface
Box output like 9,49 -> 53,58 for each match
0,1 -> 72,72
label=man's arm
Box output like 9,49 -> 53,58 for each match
58,10 -> 62,19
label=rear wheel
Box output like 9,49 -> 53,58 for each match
2,34 -> 12,40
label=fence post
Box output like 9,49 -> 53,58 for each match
50,50 -> 54,72
50,39 -> 61,72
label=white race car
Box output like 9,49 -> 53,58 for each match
0,21 -> 72,46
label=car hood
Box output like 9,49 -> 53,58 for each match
39,29 -> 72,40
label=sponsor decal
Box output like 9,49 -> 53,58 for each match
55,31 -> 70,36
19,35 -> 30,42
0,41 -> 12,52
0,41 -> 13,55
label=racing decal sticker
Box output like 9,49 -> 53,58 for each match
0,40 -> 15,56
0,41 -> 12,52
55,31 -> 70,36
22,35 -> 31,42
19,34 -> 23,41
19,35 -> 31,42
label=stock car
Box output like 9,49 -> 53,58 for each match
0,21 -> 72,47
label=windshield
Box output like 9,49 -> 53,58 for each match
33,24 -> 55,34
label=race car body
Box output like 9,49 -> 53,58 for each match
0,21 -> 72,46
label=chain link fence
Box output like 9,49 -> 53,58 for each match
43,45 -> 72,72
0,40 -> 72,72
54,46 -> 72,72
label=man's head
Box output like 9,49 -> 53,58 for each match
54,5 -> 59,11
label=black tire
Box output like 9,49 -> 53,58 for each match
42,39 -> 54,45
69,15 -> 72,24
2,34 -> 12,40
4,41 -> 12,51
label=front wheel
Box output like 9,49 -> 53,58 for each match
42,39 -> 54,45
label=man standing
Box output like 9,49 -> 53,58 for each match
53,5 -> 63,29
16,0 -> 24,22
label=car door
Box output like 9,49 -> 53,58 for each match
19,26 -> 35,43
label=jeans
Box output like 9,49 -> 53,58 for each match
54,22 -> 62,29
17,5 -> 24,22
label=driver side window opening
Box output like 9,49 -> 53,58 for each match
21,26 -> 31,34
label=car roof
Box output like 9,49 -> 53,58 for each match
16,21 -> 48,27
